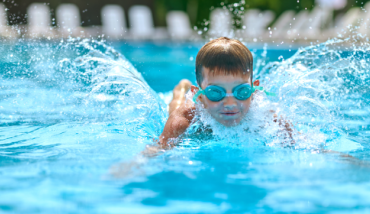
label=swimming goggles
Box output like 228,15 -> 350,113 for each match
192,83 -> 276,104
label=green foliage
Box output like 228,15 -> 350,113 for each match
154,0 -> 370,29
5,0 -> 370,28
155,0 -> 316,28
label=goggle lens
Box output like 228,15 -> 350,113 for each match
204,84 -> 252,102
192,81 -> 275,104
233,84 -> 252,100
204,86 -> 225,102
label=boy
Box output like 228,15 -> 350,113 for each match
111,37 -> 357,177
158,37 -> 281,148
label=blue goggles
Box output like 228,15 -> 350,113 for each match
192,83 -> 276,104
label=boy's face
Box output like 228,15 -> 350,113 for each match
196,67 -> 253,127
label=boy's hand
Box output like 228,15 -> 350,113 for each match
159,100 -> 196,148
109,157 -> 146,178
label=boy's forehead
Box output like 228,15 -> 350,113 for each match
202,67 -> 251,87
202,67 -> 251,80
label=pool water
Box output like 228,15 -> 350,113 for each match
112,42 -> 296,92
0,38 -> 370,213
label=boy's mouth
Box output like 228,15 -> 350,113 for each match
220,111 -> 240,116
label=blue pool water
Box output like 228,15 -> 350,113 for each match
0,38 -> 369,213
112,42 -> 296,92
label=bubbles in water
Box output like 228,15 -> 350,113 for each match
177,36 -> 370,153
0,38 -> 167,140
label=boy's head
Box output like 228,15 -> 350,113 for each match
192,37 -> 256,127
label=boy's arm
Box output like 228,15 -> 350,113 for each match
158,102 -> 196,148
110,80 -> 195,178
110,102 -> 196,178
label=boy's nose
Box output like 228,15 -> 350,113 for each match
223,96 -> 237,109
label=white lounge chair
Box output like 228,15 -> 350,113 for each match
27,3 -> 54,38
0,3 -> 16,38
0,3 -> 6,29
358,3 -> 370,35
325,7 -> 362,38
101,5 -> 126,39
286,10 -> 310,39
259,11 -> 275,33
269,10 -> 295,39
304,7 -> 333,39
316,0 -> 347,10
128,5 -> 168,40
209,8 -> 232,38
243,9 -> 275,38
56,4 -> 84,37
166,11 -> 193,40
128,5 -> 154,39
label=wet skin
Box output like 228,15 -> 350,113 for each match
193,67 -> 253,127
111,71 -> 365,178
159,67 -> 256,147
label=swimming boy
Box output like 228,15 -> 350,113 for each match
158,37 -> 285,148
111,37 -> 361,177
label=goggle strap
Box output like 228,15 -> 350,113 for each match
253,86 -> 264,92
192,89 -> 204,104
253,85 -> 277,97
264,91 -> 277,96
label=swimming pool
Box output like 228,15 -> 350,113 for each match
0,38 -> 369,213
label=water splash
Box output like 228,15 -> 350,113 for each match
179,37 -> 369,152
1,37 -> 370,213
1,37 -> 367,154
0,39 -> 168,161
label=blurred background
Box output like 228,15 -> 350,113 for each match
0,0 -> 368,44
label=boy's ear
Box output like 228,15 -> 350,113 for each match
191,85 -> 204,103
190,85 -> 198,93
253,80 -> 260,86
